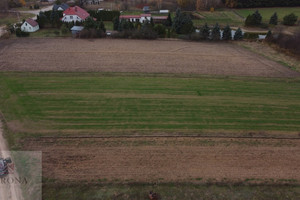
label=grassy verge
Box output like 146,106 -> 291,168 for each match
236,41 -> 300,72
29,28 -> 72,38
0,73 -> 300,143
42,182 -> 300,200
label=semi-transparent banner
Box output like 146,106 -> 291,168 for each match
0,151 -> 42,200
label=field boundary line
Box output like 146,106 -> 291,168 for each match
39,135 -> 300,140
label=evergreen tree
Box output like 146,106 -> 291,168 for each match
245,10 -> 262,26
211,23 -> 221,41
172,8 -> 193,34
60,24 -> 69,35
283,13 -> 298,26
222,25 -> 232,40
253,10 -> 262,25
113,16 -> 119,31
164,12 -> 172,27
173,8 -> 182,33
265,30 -> 273,42
36,11 -> 47,29
269,12 -> 278,25
234,27 -> 243,40
245,14 -> 254,26
150,17 -> 154,27
200,23 -> 210,40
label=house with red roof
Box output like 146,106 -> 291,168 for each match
21,18 -> 39,32
61,6 -> 90,23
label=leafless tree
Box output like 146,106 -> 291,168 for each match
0,0 -> 9,12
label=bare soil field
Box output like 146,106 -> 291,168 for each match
23,137 -> 300,183
0,38 -> 299,77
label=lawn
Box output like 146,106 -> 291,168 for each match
234,7 -> 300,23
194,10 -> 244,26
1,73 -> 300,140
103,21 -> 113,30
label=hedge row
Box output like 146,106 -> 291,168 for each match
88,10 -> 120,21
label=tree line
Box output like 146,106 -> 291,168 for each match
224,0 -> 300,8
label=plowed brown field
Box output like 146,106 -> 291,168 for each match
0,38 -> 299,77
23,137 -> 300,183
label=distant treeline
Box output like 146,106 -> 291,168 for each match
223,0 -> 300,8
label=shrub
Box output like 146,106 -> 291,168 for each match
118,19 -> 134,32
60,24 -> 69,35
6,23 -> 15,34
200,23 -> 210,40
113,16 -> 119,31
211,23 -> 221,41
270,30 -> 300,55
33,4 -> 39,9
243,32 -> 259,39
154,24 -> 166,37
234,28 -> 243,40
53,30 -> 60,35
138,24 -> 158,39
84,17 -> 106,33
222,25 -> 232,40
269,12 -> 278,25
245,10 -> 262,26
265,30 -> 273,42
190,33 -> 202,41
15,28 -> 29,37
283,13 -> 298,26
78,29 -> 105,38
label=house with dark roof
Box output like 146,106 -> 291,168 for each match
53,3 -> 69,11
143,6 -> 150,13
21,18 -> 39,32
61,6 -> 90,22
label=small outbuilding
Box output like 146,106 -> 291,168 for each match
71,26 -> 84,36
21,18 -> 39,32
143,6 -> 150,13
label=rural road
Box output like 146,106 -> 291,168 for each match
0,120 -> 24,200
18,5 -> 53,20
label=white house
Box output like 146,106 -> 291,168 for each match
119,14 -> 151,23
61,6 -> 90,23
21,19 -> 39,32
